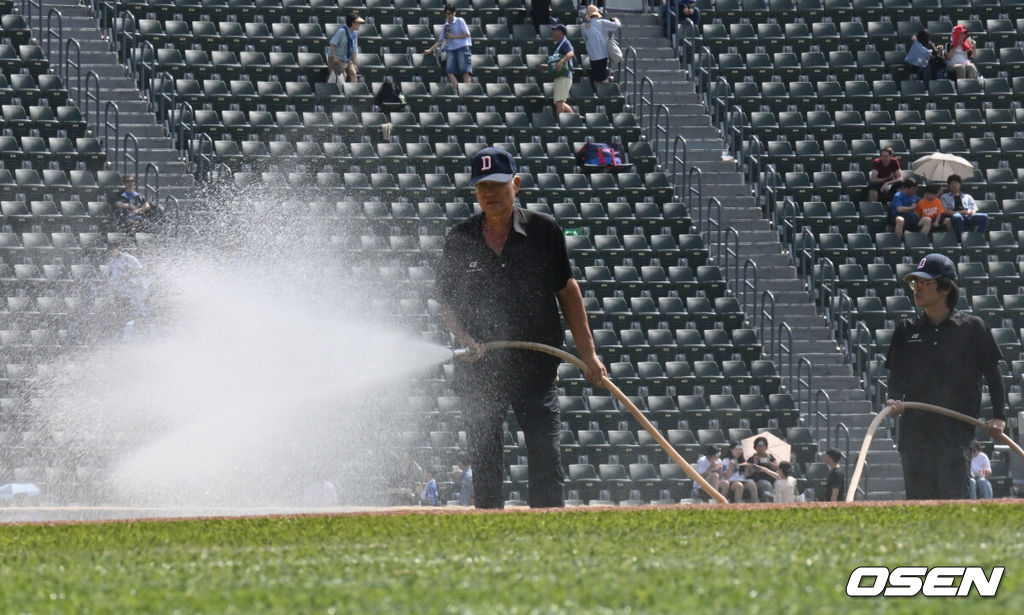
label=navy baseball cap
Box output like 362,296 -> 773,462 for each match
468,147 -> 517,186
905,253 -> 957,281
552,23 -> 568,34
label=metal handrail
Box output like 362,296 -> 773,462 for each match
103,101 -> 119,170
710,78 -> 730,135
722,226 -> 740,285
745,135 -> 764,208
116,10 -> 136,66
813,388 -> 831,452
45,8 -> 63,69
833,291 -> 854,360
778,197 -> 798,258
677,16 -> 698,72
834,422 -> 856,496
776,322 -> 794,394
705,197 -> 722,262
638,76 -> 655,128
154,71 -> 177,124
164,194 -> 181,236
763,163 -> 778,223
815,257 -> 837,322
122,133 -> 139,180
172,100 -> 196,162
63,38 -> 81,106
727,104 -> 745,161
143,162 -> 160,205
134,40 -> 156,98
670,136 -> 687,196
853,321 -> 873,402
796,357 -> 814,427
193,132 -> 214,181
620,46 -> 638,109
686,165 -> 702,229
741,258 -> 758,317
83,70 -> 101,137
23,0 -> 42,43
694,46 -> 712,104
652,104 -> 669,168
759,289 -> 776,358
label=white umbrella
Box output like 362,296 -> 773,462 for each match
911,153 -> 975,183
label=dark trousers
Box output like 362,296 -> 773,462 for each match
463,380 -> 564,509
900,445 -> 971,500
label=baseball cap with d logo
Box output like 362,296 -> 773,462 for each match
468,147 -> 517,186
905,253 -> 957,281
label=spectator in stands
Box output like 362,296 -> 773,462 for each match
327,13 -> 365,84
774,461 -> 797,503
915,184 -> 953,235
694,445 -> 726,501
724,441 -> 758,503
545,24 -> 576,114
111,175 -> 162,234
889,178 -> 925,238
824,449 -> 844,502
886,253 -> 1007,500
419,473 -> 440,506
455,451 -> 474,506
530,0 -> 551,34
107,240 -> 149,319
662,0 -> 700,37
968,440 -> 993,500
940,174 -> 988,241
904,29 -> 947,84
423,4 -> 473,87
865,146 -> 903,203
745,436 -> 780,502
385,450 -> 426,506
438,147 -> 606,509
581,5 -> 621,86
945,25 -> 978,80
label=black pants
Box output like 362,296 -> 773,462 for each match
589,58 -> 609,85
900,445 -> 971,500
463,380 -> 564,509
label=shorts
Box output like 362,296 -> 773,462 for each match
446,47 -> 472,76
553,76 -> 572,103
329,56 -> 355,75
589,57 -> 609,83
900,211 -> 923,231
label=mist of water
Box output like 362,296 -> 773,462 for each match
28,185 -> 455,514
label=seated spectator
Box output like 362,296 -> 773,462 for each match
419,474 -> 440,506
385,450 -> 426,506
940,174 -> 988,240
915,184 -> 953,235
904,29 -> 947,84
327,13 -> 364,84
111,175 -> 163,234
824,448 -> 844,502
693,444 -> 726,501
865,146 -> 903,203
107,241 -> 149,319
723,441 -> 758,503
745,436 -> 780,502
946,25 -> 978,80
969,440 -> 993,500
662,0 -> 699,38
889,178 -> 924,238
774,461 -> 797,503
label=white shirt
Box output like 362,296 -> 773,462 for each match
108,252 -> 143,290
971,452 -> 991,478
774,476 -> 797,503
697,455 -> 722,476
581,18 -> 620,61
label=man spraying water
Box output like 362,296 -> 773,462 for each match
437,147 -> 606,509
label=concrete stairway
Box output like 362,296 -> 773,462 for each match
616,10 -> 905,499
36,0 -> 196,205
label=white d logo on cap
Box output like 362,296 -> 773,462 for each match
918,257 -> 927,269
481,155 -> 492,172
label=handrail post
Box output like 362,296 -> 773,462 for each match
759,290 -> 776,358
103,101 -> 119,170
63,38 -> 81,106
671,136 -> 687,196
122,132 -> 140,180
143,162 -> 160,206
84,70 -> 101,137
45,8 -> 63,69
776,322 -> 794,395
723,226 -> 740,291
653,104 -> 670,169
814,389 -> 832,452
797,357 -> 813,428
741,258 -> 758,317
686,165 -> 703,227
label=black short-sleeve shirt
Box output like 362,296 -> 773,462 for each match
437,206 -> 573,385
885,310 -> 1005,451
826,466 -> 845,500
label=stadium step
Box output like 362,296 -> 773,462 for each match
38,0 -> 197,205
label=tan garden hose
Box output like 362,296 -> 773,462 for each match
456,340 -> 730,504
846,402 -> 1024,502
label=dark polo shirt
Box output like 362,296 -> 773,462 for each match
438,206 -> 573,387
885,309 -> 1005,452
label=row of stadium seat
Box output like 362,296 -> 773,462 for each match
694,0 -> 1024,26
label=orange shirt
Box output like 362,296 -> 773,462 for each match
916,196 -> 945,220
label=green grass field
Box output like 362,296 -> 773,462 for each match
1,503 -> 1020,614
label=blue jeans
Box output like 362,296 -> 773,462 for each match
950,212 -> 988,238
445,46 -> 472,77
969,476 -> 993,499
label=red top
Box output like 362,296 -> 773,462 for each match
872,157 -> 901,180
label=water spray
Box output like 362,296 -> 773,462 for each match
846,402 -> 1024,502
452,340 -> 730,504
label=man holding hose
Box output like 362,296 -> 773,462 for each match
885,253 -> 1006,500
438,147 -> 607,509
